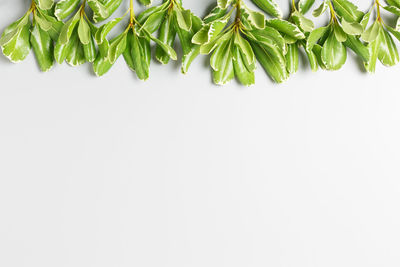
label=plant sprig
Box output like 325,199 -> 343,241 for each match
2,0 -> 400,86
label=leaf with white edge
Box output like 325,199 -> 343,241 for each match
66,32 -> 85,66
147,33 -> 177,60
321,32 -> 347,70
233,46 -> 255,86
306,26 -> 328,51
341,19 -> 362,35
95,17 -> 123,44
383,5 -> 400,16
58,12 -> 80,45
266,19 -> 305,40
204,6 -> 227,24
299,0 -> 315,14
140,9 -> 166,34
291,11 -> 314,32
36,0 -> 54,10
285,43 -> 299,74
343,35 -> 370,62
251,0 -> 282,18
54,0 -> 80,21
333,23 -> 347,42
78,18 -> 91,45
378,29 -> 399,66
312,0 -> 328,17
108,33 -> 127,63
212,40 -> 234,85
156,14 -> 176,64
332,0 -> 364,23
30,24 -> 54,71
234,34 -> 255,67
217,0 -> 233,9
361,21 -> 382,43
386,25 -> 400,42
192,16 -> 230,45
386,0 -> 400,8
175,9 -> 192,32
360,9 -> 372,30
242,8 -> 265,29
1,20 -> 31,63
87,0 -> 109,23
251,41 -> 288,83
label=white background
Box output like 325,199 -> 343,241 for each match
1,1 -> 400,266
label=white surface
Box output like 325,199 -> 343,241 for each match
1,1 -> 400,267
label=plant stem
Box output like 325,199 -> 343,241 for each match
328,1 -> 336,22
130,0 -> 135,24
292,0 -> 297,12
375,0 -> 382,22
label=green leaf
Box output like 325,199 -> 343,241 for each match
108,32 -> 127,63
378,29 -> 399,66
66,32 -> 85,66
312,0 -> 328,17
251,0 -> 283,18
234,33 -> 255,67
301,42 -> 319,71
204,6 -> 228,24
265,19 -> 305,40
54,0 -> 81,21
174,9 -> 192,32
332,0 -> 364,22
1,16 -> 31,63
299,0 -> 316,14
321,32 -> 347,70
386,0 -> 400,8
192,15 -> 230,45
251,41 -> 288,83
83,35 -> 97,62
242,8 -> 265,29
30,24 -> 54,71
291,11 -> 314,32
306,26 -> 328,51
138,0 -> 152,6
34,13 -> 52,31
87,0 -> 109,23
140,9 -> 166,34
94,17 -> 123,44
212,39 -> 235,85
383,5 -> 400,16
360,9 -> 372,30
246,27 -> 286,53
361,21 -> 382,43
364,32 -> 381,73
36,0 -> 54,10
58,12 -> 80,45
156,14 -> 176,64
343,35 -> 370,62
341,19 -> 363,35
182,45 -> 200,74
285,43 -> 299,74
217,0 -> 233,9
333,23 -> 347,42
78,17 -> 91,45
124,32 -> 150,80
93,39 -> 113,76
233,46 -> 255,86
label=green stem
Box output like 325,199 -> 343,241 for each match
328,1 -> 336,22
292,0 -> 297,12
376,0 -> 382,22
130,0 -> 135,24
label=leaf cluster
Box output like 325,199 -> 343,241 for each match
2,0 -> 400,86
